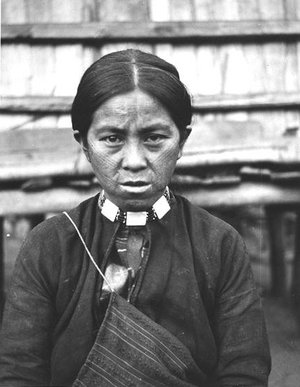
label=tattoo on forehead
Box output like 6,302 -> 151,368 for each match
132,63 -> 139,86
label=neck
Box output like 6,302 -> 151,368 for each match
99,188 -> 171,226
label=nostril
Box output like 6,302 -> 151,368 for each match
123,164 -> 147,172
122,147 -> 147,170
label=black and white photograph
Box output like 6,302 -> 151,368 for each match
1,1 -> 300,386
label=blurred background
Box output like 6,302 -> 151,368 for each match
1,0 -> 300,385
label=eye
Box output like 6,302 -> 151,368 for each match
101,135 -> 123,145
144,134 -> 166,144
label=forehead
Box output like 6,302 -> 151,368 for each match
91,89 -> 175,128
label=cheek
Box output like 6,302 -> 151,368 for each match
150,144 -> 180,182
88,147 -> 119,179
153,143 -> 180,169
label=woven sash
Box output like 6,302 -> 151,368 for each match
63,211 -> 207,386
73,292 -> 207,387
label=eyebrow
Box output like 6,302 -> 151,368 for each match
141,124 -> 172,133
94,123 -> 173,134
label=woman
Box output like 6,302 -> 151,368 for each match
0,49 -> 271,386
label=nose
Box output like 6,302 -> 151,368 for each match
122,141 -> 147,171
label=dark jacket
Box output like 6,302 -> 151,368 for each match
0,194 -> 271,386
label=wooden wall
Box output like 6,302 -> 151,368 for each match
1,0 -> 300,163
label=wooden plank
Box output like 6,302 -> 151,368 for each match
284,111 -> 300,136
257,0 -> 285,20
25,0 -> 52,23
194,45 -> 223,94
297,42 -> 300,90
81,0 -> 100,23
242,45 -> 265,94
153,43 -> 174,66
192,92 -> 300,111
296,0 -> 300,19
213,0 -> 240,21
0,123 -> 299,182
167,46 -> 198,94
179,119 -> 300,166
0,128 -> 91,180
53,45 -> 86,96
51,0 -> 82,23
185,119 -> 265,149
1,183 -> 300,216
262,43 -> 286,93
170,0 -> 193,21
0,217 -> 4,322
265,206 -> 287,297
149,0 -> 171,21
3,92 -> 300,113
291,210 -> 300,307
0,114 -> 38,131
1,0 -> 27,23
0,96 -> 73,113
1,45 -> 32,96
246,111 -> 279,138
194,0 -> 214,21
237,0 -> 260,20
177,183 -> 300,208
0,188 -> 100,216
220,42 -> 288,96
19,43 -> 91,98
3,20 -> 300,42
29,45 -> 56,95
284,0 -> 298,21
178,142 -> 300,168
97,0 -> 149,21
222,45 -> 251,94
284,43 -> 300,92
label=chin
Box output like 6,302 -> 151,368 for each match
109,188 -> 166,211
119,196 -> 159,211
121,200 -> 152,212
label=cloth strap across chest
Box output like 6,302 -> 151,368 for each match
73,292 -> 206,387
63,211 -> 208,387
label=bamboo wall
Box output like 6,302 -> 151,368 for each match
2,0 -> 300,141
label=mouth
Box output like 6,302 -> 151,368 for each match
122,181 -> 149,187
120,181 -> 151,194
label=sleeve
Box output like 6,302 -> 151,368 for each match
0,221 -> 60,387
213,229 -> 271,387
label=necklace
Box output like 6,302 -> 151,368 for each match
98,188 -> 171,226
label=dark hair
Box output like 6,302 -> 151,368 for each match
71,49 -> 192,139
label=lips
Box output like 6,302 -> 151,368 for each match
120,181 -> 151,194
122,181 -> 149,187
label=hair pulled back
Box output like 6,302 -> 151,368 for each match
71,49 -> 192,139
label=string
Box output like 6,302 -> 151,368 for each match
63,211 -> 115,293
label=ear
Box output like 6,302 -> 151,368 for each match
177,126 -> 192,159
73,130 -> 91,162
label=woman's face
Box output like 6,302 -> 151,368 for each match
83,89 -> 185,211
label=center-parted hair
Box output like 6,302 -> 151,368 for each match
71,49 -> 192,139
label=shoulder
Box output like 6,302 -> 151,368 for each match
174,194 -> 240,242
27,193 -> 100,242
174,195 -> 255,303
174,194 -> 247,281
15,194 -> 100,271
10,194 -> 100,294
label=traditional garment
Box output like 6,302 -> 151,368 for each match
0,194 -> 271,386
65,209 -> 205,386
73,293 -> 207,387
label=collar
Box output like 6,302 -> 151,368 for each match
98,188 -> 171,226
